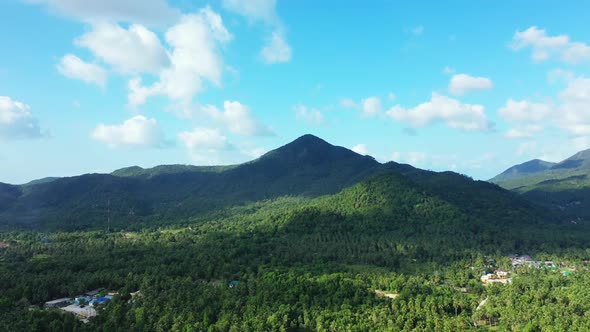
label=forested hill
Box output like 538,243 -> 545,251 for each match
0,134 -> 554,230
490,159 -> 556,184
490,148 -> 590,220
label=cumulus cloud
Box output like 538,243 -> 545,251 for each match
202,101 -> 273,136
128,7 -> 232,107
177,127 -> 249,165
0,96 -> 45,140
497,77 -> 590,139
572,136 -> 590,152
548,68 -> 575,83
386,93 -> 489,131
512,26 -> 590,64
92,115 -> 166,148
557,77 -> 590,135
294,104 -> 324,126
340,98 -> 358,109
448,73 -> 493,96
504,125 -> 544,139
260,31 -> 292,64
351,144 -> 369,155
361,96 -> 382,118
516,141 -> 538,157
498,98 -> 553,123
26,0 -> 180,26
222,0 -> 277,24
75,22 -> 170,74
57,54 -> 107,87
222,0 -> 291,64
390,151 -> 428,166
177,127 -> 230,152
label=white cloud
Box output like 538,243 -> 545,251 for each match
504,125 -> 544,139
294,104 -> 324,126
548,68 -> 575,83
406,152 -> 427,165
177,127 -> 230,151
361,96 -> 382,118
386,93 -> 489,131
242,146 -> 267,159
351,144 -> 369,155
497,76 -> 590,140
222,0 -> 291,65
178,127 -> 244,165
75,22 -> 169,74
448,73 -> 493,96
92,115 -> 166,148
128,7 -> 232,107
512,26 -> 590,64
260,31 -> 292,64
0,96 -> 44,140
26,0 -> 180,26
387,92 -> 397,101
202,101 -> 273,136
443,66 -> 456,74
340,98 -> 358,109
390,151 -> 428,166
517,141 -> 538,156
498,98 -> 552,123
557,77 -> 590,135
464,153 -> 496,170
572,136 -> 590,151
57,54 -> 107,87
222,0 -> 277,24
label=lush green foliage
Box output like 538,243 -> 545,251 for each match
2,136 -> 590,331
2,172 -> 590,331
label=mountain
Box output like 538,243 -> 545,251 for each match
490,159 -> 556,184
490,148 -> 590,219
0,135 -> 383,229
0,183 -> 21,212
0,134 -> 554,230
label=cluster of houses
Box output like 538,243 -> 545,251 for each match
510,254 -> 576,275
481,270 -> 511,285
481,254 -> 578,285
43,288 -> 116,322
509,254 -> 542,269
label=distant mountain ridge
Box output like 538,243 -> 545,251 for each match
0,134 -> 555,230
490,148 -> 590,219
490,159 -> 556,183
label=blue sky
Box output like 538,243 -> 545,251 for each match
1,0 -> 590,184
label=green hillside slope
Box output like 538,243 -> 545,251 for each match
490,149 -> 590,220
0,134 -> 557,231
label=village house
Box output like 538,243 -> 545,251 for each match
510,254 -> 540,269
481,270 -> 512,285
43,288 -> 114,322
44,298 -> 71,309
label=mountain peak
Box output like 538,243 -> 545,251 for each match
551,148 -> 590,170
288,134 -> 331,147
260,134 -> 370,165
565,148 -> 590,161
490,158 -> 556,183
